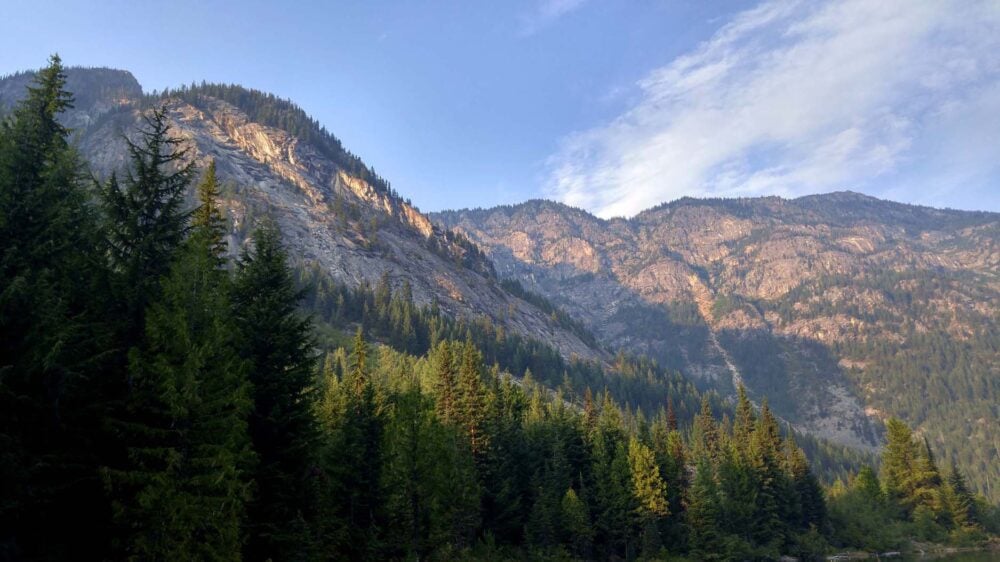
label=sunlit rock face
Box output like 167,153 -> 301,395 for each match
434,194 -> 998,450
0,67 -> 604,365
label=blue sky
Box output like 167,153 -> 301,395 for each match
2,0 -> 998,216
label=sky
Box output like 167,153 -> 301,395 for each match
2,0 -> 998,216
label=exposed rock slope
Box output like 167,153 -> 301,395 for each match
434,196 -> 999,470
0,68 -> 602,363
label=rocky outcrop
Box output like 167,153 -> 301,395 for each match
0,67 -> 604,365
433,196 -> 999,451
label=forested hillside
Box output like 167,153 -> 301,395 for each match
1,58 -> 997,561
436,193 -> 999,503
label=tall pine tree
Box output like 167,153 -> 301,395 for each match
0,54 -> 108,561
106,159 -> 253,560
233,220 -> 323,560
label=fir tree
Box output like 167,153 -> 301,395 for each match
107,190 -> 253,561
628,437 -> 668,557
330,328 -> 385,559
456,341 -> 487,456
687,456 -> 723,561
432,341 -> 456,424
232,223 -> 322,561
0,54 -> 108,560
881,417 -> 916,512
945,462 -> 977,529
560,487 -> 593,558
192,160 -> 227,262
100,105 -> 194,343
749,401 -> 788,551
692,395 -> 719,461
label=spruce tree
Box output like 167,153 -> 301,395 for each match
456,341 -> 487,456
881,417 -> 916,512
479,374 -> 527,543
0,54 -> 108,560
732,385 -> 755,454
945,462 -> 977,529
907,437 -> 944,514
100,105 -> 194,343
785,435 -> 826,530
382,385 -> 466,558
432,340 -> 456,424
692,395 -> 719,461
560,487 -> 593,558
331,328 -> 385,558
232,222 -> 321,561
749,401 -> 788,551
687,456 -> 723,561
192,159 -> 227,262
628,437 -> 668,557
107,182 -> 253,561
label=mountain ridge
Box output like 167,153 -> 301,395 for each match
2,65 -> 996,501
0,66 -> 604,365
433,192 -> 999,500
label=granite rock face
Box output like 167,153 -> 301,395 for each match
434,196 -> 999,450
0,68 -> 603,364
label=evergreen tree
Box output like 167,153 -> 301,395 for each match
99,105 -> 194,343
381,385 -> 469,558
665,398 -> 678,431
732,385 -> 755,453
945,462 -> 977,530
192,159 -> 227,262
456,341 -> 487,456
329,328 -> 385,559
687,456 -> 723,561
590,416 -> 633,559
881,417 -> 916,512
908,437 -> 944,515
628,437 -> 668,557
749,401 -> 788,551
692,395 -> 719,461
479,375 -> 527,544
106,190 -> 253,561
232,223 -> 322,561
854,465 -> 884,504
560,487 -> 593,558
432,341 -> 456,424
785,435 -> 826,530
0,54 -> 108,560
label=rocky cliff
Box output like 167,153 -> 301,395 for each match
0,68 -> 603,364
434,196 -> 999,495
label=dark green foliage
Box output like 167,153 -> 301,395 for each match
99,105 -> 194,342
500,278 -> 599,348
105,182 -> 253,560
0,54 -> 110,561
828,417 -> 990,551
686,455 -> 723,560
193,160 -> 227,262
322,329 -> 386,559
295,260 -> 714,437
231,222 -> 322,561
778,269 -> 999,502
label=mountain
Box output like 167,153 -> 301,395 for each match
434,195 -> 999,500
3,65 -> 993,499
0,67 -> 601,365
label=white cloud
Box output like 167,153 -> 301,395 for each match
546,0 -> 1000,217
519,0 -> 587,36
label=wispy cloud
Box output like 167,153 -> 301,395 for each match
546,0 -> 1000,217
519,0 -> 587,36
